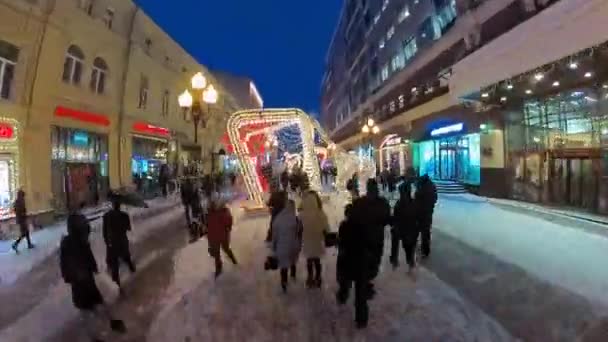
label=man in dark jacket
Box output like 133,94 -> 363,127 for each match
12,189 -> 34,253
336,203 -> 372,329
415,174 -> 438,258
103,197 -> 136,294
60,212 -> 126,339
392,182 -> 419,271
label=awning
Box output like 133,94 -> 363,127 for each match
450,0 -> 608,98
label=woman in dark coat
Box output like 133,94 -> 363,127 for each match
12,189 -> 34,253
60,212 -> 125,338
206,199 -> 238,278
392,182 -> 419,271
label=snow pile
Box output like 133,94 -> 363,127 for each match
147,195 -> 513,341
0,197 -> 180,287
435,195 -> 608,309
0,203 -> 184,342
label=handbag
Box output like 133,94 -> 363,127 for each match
264,255 -> 278,271
324,231 -> 338,248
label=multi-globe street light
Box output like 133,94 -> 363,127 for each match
361,117 -> 380,159
178,72 -> 219,144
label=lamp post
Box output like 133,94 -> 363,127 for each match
361,117 -> 380,159
178,72 -> 219,145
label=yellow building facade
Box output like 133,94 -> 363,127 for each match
0,0 -> 239,223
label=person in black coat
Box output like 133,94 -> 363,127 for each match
265,189 -> 287,242
60,210 -> 126,339
12,189 -> 33,253
103,197 -> 136,294
336,203 -> 374,328
391,182 -> 419,271
415,174 -> 438,258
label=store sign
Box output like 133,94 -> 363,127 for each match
0,123 -> 14,139
385,136 -> 402,146
133,122 -> 170,137
430,123 -> 464,137
72,131 -> 89,145
55,106 -> 110,126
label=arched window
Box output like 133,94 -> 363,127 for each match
0,40 -> 19,99
62,45 -> 84,84
90,57 -> 108,94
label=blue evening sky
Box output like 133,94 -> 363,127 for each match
138,1 -> 342,115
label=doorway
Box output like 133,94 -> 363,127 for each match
551,157 -> 598,210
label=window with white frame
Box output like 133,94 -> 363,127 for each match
398,6 -> 410,23
381,64 -> 389,82
387,26 -> 395,40
0,40 -> 18,100
62,45 -> 84,85
90,57 -> 107,94
403,37 -> 417,61
162,89 -> 170,117
103,7 -> 114,30
138,75 -> 148,109
391,52 -> 404,72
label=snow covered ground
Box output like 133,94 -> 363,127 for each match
0,196 -> 180,287
0,203 -> 184,342
145,195 -> 514,342
434,194 -> 608,311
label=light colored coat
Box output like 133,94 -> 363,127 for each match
300,192 -> 329,258
271,206 -> 301,269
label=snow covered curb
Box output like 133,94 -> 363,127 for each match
0,197 -> 181,287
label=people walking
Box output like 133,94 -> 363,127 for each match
266,188 -> 288,242
206,197 -> 237,278
60,210 -> 126,340
271,200 -> 302,293
415,174 -> 438,259
159,164 -> 169,197
392,182 -> 419,272
102,196 -> 136,295
12,189 -> 34,253
300,190 -> 329,288
336,203 -> 373,329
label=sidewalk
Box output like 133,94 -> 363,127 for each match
0,195 -> 181,287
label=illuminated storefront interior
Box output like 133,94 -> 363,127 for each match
378,134 -> 410,175
0,118 -> 20,219
414,123 -> 481,185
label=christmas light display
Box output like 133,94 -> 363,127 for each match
0,117 -> 20,219
227,109 -> 376,206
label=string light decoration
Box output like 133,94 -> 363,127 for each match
0,117 -> 20,220
227,109 -> 377,207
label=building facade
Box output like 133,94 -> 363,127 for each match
321,0 -> 563,199
0,0 -> 244,223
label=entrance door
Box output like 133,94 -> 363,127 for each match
551,157 -> 598,210
439,149 -> 455,180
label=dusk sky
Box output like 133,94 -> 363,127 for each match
138,0 -> 343,115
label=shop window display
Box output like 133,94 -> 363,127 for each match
415,133 -> 480,185
132,137 -> 168,197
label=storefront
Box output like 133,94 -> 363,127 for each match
131,122 -> 170,196
51,126 -> 109,212
377,134 -> 411,175
0,118 -> 20,220
414,123 -> 481,185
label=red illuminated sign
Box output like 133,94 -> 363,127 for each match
55,106 -> 111,126
132,122 -> 170,137
0,123 -> 14,139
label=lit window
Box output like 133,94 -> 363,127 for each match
62,45 -> 85,85
0,40 -> 18,100
104,8 -> 115,30
90,57 -> 108,94
398,6 -> 410,23
162,90 -> 170,116
387,26 -> 395,40
391,52 -> 404,71
379,38 -> 385,50
382,0 -> 389,11
403,37 -> 418,61
390,101 -> 396,113
381,64 -> 389,82
398,95 -> 405,108
138,75 -> 149,109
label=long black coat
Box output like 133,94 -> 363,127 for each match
60,235 -> 104,310
336,217 -> 372,283
349,194 -> 391,279
393,197 -> 418,239
102,209 -> 132,254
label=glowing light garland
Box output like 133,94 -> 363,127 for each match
227,109 -> 376,206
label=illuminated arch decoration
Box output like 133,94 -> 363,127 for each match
226,108 -> 376,206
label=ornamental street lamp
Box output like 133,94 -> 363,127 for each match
361,117 -> 380,159
178,72 -> 219,144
